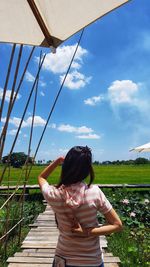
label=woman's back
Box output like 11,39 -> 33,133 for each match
42,181 -> 112,266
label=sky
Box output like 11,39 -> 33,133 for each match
1,0 -> 150,162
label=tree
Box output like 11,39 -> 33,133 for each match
134,157 -> 149,165
47,160 -> 52,164
2,152 -> 33,168
93,161 -> 100,165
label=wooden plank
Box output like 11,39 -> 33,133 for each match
29,224 -> 57,227
28,231 -> 58,234
8,255 -> 120,264
35,218 -> 55,221
8,264 -> 51,267
35,220 -> 56,223
14,252 -> 54,257
104,257 -> 120,263
104,264 -> 119,267
21,244 -> 57,249
21,249 -> 55,253
25,235 -> 58,239
22,249 -> 37,252
7,257 -> 53,263
41,214 -> 54,217
1,183 -> 150,191
28,229 -> 58,232
36,215 -> 55,218
26,234 -> 58,237
36,216 -> 55,219
24,237 -> 58,241
12,252 -> 120,263
37,249 -> 55,253
35,223 -> 56,225
104,253 -> 113,256
43,214 -> 54,216
8,262 -> 119,267
22,243 -> 57,247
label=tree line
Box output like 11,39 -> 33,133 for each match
1,152 -> 150,168
93,158 -> 150,165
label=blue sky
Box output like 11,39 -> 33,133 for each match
1,0 -> 150,162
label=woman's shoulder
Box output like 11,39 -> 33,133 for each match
87,184 -> 99,190
41,182 -> 61,197
85,184 -> 101,195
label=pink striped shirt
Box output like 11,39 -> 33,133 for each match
42,182 -> 112,266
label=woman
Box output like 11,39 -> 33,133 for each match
38,146 -> 122,267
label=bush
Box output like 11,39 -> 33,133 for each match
100,189 -> 150,267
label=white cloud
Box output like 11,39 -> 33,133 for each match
76,134 -> 101,139
141,32 -> 150,51
37,44 -> 88,74
40,91 -> 45,96
25,116 -> 46,127
108,80 -> 139,105
0,88 -> 21,102
60,70 -> 92,89
52,123 -> 101,140
58,148 -> 68,154
84,95 -> 104,106
107,80 -> 150,115
1,117 -> 25,127
134,31 -> 150,52
25,71 -> 35,82
49,123 -> 56,129
39,80 -> 46,87
25,71 -> 46,87
2,116 -> 46,128
8,129 -> 21,136
57,124 -> 93,134
38,147 -> 69,160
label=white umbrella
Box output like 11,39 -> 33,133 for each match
0,0 -> 129,48
130,142 -> 150,153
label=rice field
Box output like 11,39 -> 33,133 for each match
1,164 -> 150,185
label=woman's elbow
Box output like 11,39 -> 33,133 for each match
38,175 -> 43,186
116,220 -> 123,232
37,175 -> 40,184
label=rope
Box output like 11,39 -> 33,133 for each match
0,188 -> 19,210
0,53 -> 46,185
0,48 -> 38,210
0,46 -> 35,160
0,44 -> 16,122
0,218 -> 24,241
0,45 -> 23,160
18,51 -> 42,244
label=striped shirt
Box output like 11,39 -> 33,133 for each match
41,182 -> 112,266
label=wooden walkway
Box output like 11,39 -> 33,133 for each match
7,203 -> 121,267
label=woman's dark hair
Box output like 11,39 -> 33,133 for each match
57,146 -> 94,187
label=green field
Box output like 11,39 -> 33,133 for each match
1,164 -> 150,185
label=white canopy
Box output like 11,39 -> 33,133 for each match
130,142 -> 150,153
0,0 -> 129,48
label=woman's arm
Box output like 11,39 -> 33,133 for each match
72,208 -> 123,236
38,157 -> 64,190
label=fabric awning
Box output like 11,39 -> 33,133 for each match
0,0 -> 129,48
130,142 -> 150,153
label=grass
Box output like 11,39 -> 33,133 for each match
107,227 -> 150,267
1,164 -> 150,185
0,195 -> 45,267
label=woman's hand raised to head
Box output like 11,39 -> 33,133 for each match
38,156 -> 65,189
57,156 -> 65,165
